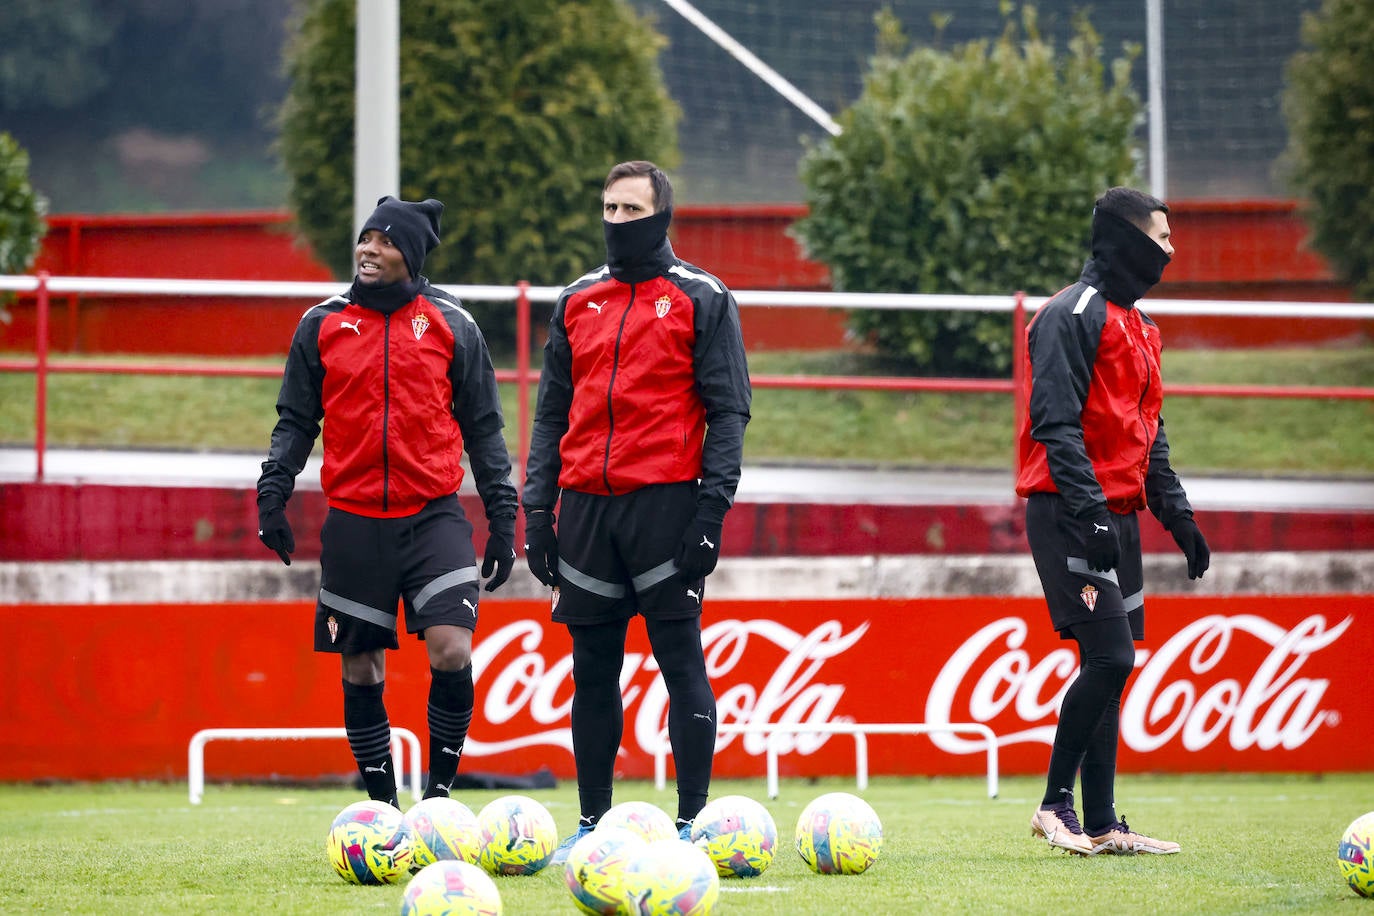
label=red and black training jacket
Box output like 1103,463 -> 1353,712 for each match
1014,262 -> 1192,526
523,241 -> 751,517
258,281 -> 517,522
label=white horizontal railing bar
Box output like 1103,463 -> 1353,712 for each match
733,290 -> 1017,311
2,275 -> 1374,318
0,274 -> 567,303
1128,298 -> 1374,318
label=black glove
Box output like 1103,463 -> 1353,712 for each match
257,496 -> 294,566
1082,511 -> 1120,573
481,515 -> 516,592
1169,516 -> 1210,580
675,515 -> 723,581
523,510 -> 559,587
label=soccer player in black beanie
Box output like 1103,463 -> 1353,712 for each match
523,161 -> 751,862
1015,187 -> 1211,855
257,195 -> 518,806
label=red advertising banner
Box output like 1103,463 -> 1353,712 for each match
4,595 -> 1368,783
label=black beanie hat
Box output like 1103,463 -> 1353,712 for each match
359,196 -> 443,279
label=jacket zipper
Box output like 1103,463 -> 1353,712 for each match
603,285 -> 637,494
382,313 -> 391,512
1129,311 -> 1152,488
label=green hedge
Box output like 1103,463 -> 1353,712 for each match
794,8 -> 1140,376
278,0 -> 678,341
0,132 -> 46,278
1283,0 -> 1374,302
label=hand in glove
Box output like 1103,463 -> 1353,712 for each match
1168,516 -> 1210,580
482,515 -> 516,592
1082,511 -> 1120,573
675,516 -> 724,581
523,510 -> 559,587
257,496 -> 295,566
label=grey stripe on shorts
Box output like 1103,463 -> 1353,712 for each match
320,588 -> 395,629
558,560 -> 627,598
1066,557 -> 1121,587
413,566 -> 479,614
632,559 -> 679,593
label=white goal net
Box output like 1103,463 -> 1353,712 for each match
627,0 -> 1322,203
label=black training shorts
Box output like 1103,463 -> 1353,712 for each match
552,482 -> 704,625
1024,492 -> 1145,641
314,494 -> 480,654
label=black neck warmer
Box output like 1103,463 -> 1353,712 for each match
1082,209 -> 1171,308
604,209 -> 674,283
349,275 -> 423,315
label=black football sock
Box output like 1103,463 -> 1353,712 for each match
569,619 -> 629,822
645,615 -> 716,824
343,679 -> 397,806
425,664 -> 474,799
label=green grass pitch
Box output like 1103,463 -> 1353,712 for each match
3,773 -> 1371,914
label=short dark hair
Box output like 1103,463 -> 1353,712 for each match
1094,186 -> 1168,232
604,160 -> 674,213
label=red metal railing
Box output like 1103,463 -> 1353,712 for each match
2,274 -> 1372,483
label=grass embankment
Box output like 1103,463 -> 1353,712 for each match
0,347 -> 1370,476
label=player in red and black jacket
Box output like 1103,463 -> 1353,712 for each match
257,196 -> 517,808
1017,187 -> 1210,858
522,161 -> 751,860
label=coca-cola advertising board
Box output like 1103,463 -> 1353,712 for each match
4,595 -> 1369,781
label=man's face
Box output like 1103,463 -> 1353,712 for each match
603,175 -> 656,223
1144,210 -> 1174,258
355,229 -> 409,285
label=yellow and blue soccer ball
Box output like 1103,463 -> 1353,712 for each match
564,826 -> 647,915
794,792 -> 883,875
401,859 -> 503,915
404,797 -> 482,871
598,800 -> 678,844
690,794 -> 778,878
325,799 -> 414,885
1338,811 -> 1374,898
476,794 -> 558,876
619,838 -> 720,916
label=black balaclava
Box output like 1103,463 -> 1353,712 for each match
351,196 -> 443,313
1085,207 -> 1171,308
604,208 -> 673,283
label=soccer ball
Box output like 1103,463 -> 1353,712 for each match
404,797 -> 482,871
689,795 -> 778,878
1338,811 -> 1374,898
564,826 -> 647,916
325,799 -> 414,885
794,792 -> 883,875
476,794 -> 558,876
598,800 -> 678,844
620,838 -> 720,916
401,860 -> 503,916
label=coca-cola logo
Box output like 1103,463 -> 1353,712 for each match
924,614 -> 1350,755
466,618 -> 869,759
464,611 -> 1350,764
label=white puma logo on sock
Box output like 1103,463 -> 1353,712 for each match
364,761 -> 389,774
